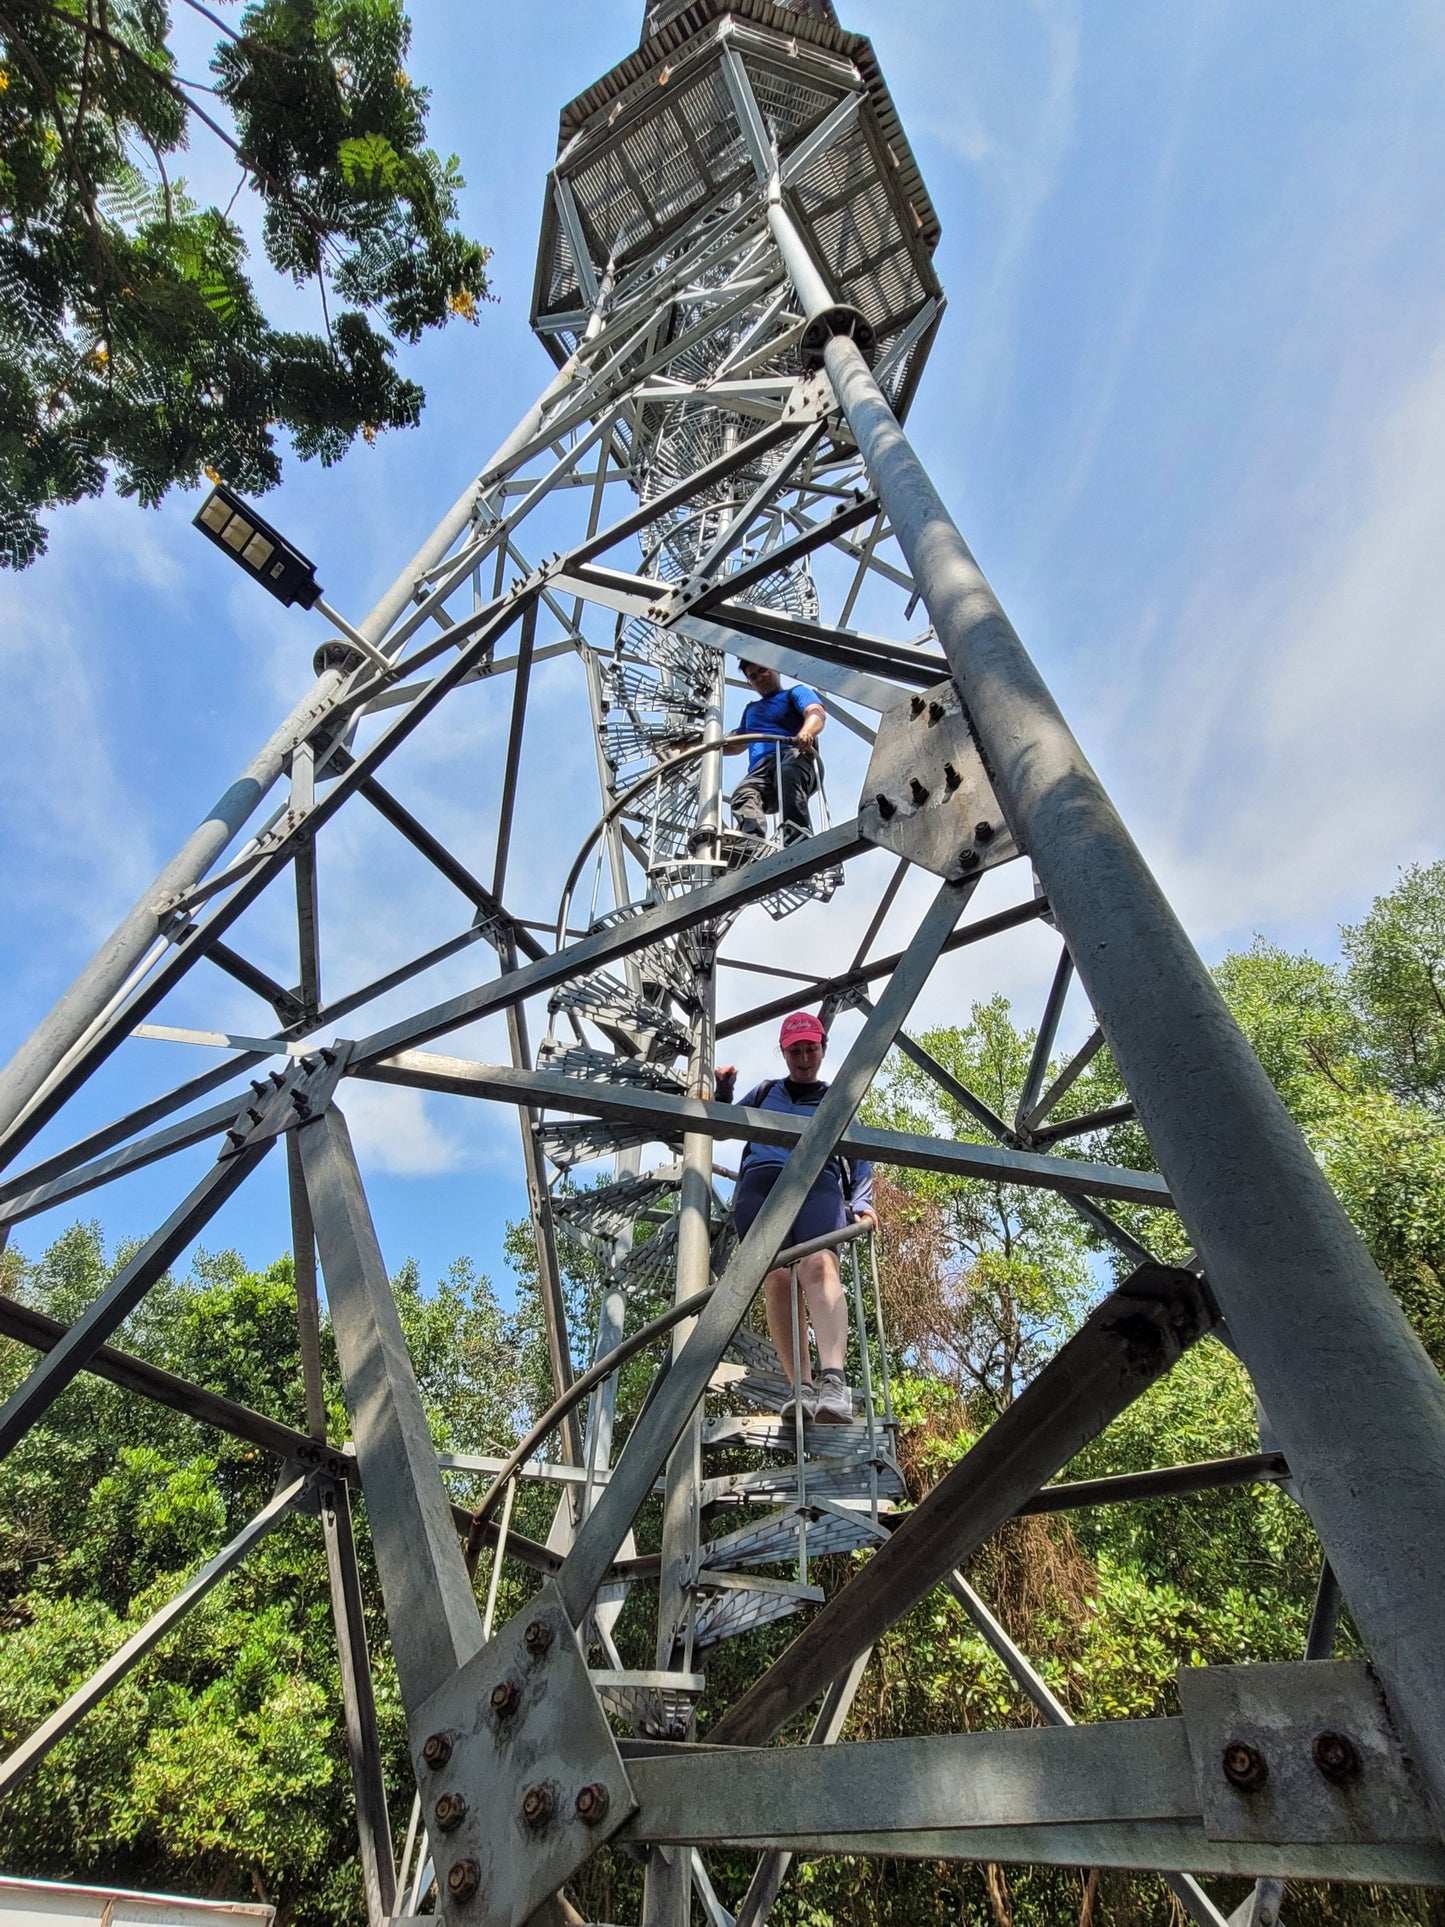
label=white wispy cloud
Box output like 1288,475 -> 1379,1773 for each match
1126,337 -> 1445,946
339,1079 -> 472,1178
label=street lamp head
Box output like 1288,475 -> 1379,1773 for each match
193,483 -> 323,610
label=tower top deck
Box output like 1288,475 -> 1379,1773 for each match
533,0 -> 944,414
644,0 -> 838,37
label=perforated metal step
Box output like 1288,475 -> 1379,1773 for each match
691,1571 -> 824,1651
541,1118 -> 680,1172
696,1502 -> 884,1573
537,1042 -> 686,1094
554,1172 -> 679,1242
548,969 -> 690,1059
591,1668 -> 705,1741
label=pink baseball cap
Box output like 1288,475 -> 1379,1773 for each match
779,1011 -> 826,1048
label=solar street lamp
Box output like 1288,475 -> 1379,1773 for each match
193,483 -> 391,671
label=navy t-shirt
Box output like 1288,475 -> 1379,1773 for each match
740,682 -> 823,772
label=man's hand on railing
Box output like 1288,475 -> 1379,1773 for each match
713,1064 -> 737,1104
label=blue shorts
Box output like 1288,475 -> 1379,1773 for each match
734,1162 -> 847,1253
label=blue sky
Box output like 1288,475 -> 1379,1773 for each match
3,0 -> 1443,1302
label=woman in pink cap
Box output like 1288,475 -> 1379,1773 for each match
714,1013 -> 877,1423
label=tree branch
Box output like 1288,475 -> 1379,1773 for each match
10,0 -> 332,243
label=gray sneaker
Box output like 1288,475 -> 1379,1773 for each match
779,1382 -> 818,1425
813,1374 -> 852,1423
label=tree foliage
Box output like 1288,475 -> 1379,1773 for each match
0,0 -> 491,568
0,1230 -> 534,1925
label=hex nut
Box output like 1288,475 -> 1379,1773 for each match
434,1792 -> 468,1833
490,1679 -> 520,1719
927,701 -> 945,725
1222,1741 -> 1268,1791
909,695 -> 926,718
523,1618 -> 554,1658
874,793 -> 897,821
522,1782 -> 557,1831
575,1782 -> 611,1826
975,820 -> 995,842
956,847 -> 981,870
1312,1730 -> 1362,1782
422,1732 -> 452,1770
447,1859 -> 481,1905
909,776 -> 930,805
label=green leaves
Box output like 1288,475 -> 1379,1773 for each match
0,1225 -> 537,1920
1344,861 -> 1445,1116
0,0 -> 490,565
337,128 -> 399,189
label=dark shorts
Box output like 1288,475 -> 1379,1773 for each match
734,1162 -> 847,1254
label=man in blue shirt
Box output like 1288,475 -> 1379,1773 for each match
726,659 -> 826,843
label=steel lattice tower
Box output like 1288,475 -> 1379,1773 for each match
2,4 -> 1444,1924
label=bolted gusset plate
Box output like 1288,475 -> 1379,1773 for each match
1178,1659 -> 1437,1847
859,681 -> 1021,882
412,1582 -> 636,1927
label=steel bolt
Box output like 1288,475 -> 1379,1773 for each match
909,695 -> 926,718
942,763 -> 962,793
1222,1741 -> 1268,1791
522,1783 -> 556,1831
434,1791 -> 468,1833
575,1783 -> 611,1826
927,701 -> 945,725
490,1679 -> 520,1719
909,776 -> 930,805
421,1732 -> 452,1770
975,820 -> 996,842
874,793 -> 897,821
956,847 -> 981,870
291,1090 -> 312,1115
1312,1731 -> 1361,1782
447,1859 -> 481,1905
523,1618 -> 554,1658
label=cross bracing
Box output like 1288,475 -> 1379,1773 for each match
1,4 -> 1444,1927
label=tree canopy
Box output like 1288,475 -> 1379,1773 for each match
0,0 -> 491,569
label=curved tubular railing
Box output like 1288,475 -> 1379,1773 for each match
553,732 -> 821,945
465,1217 -> 873,1553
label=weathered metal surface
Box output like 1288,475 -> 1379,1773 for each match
859,681 -> 1020,881
1179,1661 -> 1436,1846
411,1584 -> 635,1927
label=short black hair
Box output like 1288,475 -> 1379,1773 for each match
739,659 -> 763,673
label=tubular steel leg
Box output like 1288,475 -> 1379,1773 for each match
505,938 -> 583,1470
320,1478 -> 398,1927
0,675 -> 347,1160
298,1105 -> 483,1711
769,190 -> 1445,1819
645,966 -> 718,1927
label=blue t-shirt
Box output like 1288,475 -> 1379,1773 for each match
740,682 -> 823,772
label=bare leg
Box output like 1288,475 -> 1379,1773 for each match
799,1251 -> 848,1374
764,1265 -> 812,1385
